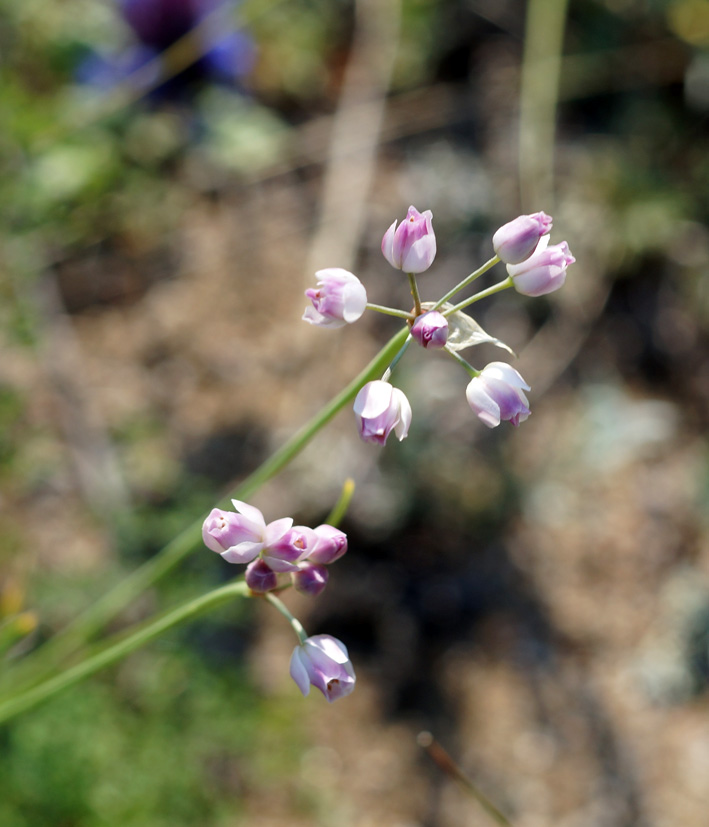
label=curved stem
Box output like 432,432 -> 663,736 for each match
264,593 -> 308,645
381,334 -> 412,383
0,579 -> 250,725
325,478 -> 356,528
443,277 -> 514,316
444,347 -> 479,378
432,256 -> 500,311
10,326 -> 410,682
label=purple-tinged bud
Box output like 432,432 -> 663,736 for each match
381,206 -> 436,273
290,634 -> 356,702
245,559 -> 278,593
506,237 -> 575,297
492,212 -> 553,265
465,362 -> 531,428
308,524 -> 348,565
263,525 -> 316,572
292,562 -> 329,596
353,380 -> 412,446
411,310 -> 448,349
303,268 -> 367,329
202,502 -> 266,564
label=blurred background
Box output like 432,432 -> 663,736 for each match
1,0 -> 708,824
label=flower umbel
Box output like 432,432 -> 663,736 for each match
303,268 -> 367,328
381,206 -> 436,273
466,362 -> 531,428
353,380 -> 412,445
290,634 -> 356,702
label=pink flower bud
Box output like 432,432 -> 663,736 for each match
492,212 -> 553,264
307,524 -> 348,564
465,362 -> 531,428
303,268 -> 367,328
411,310 -> 448,349
506,237 -> 575,297
245,559 -> 278,593
292,562 -> 329,596
202,501 -> 267,564
353,380 -> 412,446
381,206 -> 436,273
263,525 -> 316,572
289,634 -> 356,702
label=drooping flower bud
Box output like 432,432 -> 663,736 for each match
411,310 -> 448,349
289,634 -> 356,702
245,558 -> 278,593
381,206 -> 436,273
506,237 -> 575,297
303,268 -> 367,328
465,362 -> 531,428
353,380 -> 412,446
492,212 -> 553,264
292,562 -> 329,596
307,524 -> 348,565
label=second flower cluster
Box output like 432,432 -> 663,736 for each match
203,500 -> 347,596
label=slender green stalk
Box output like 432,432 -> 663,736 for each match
381,334 -> 412,383
324,478 -> 356,528
264,593 -> 307,644
443,276 -> 514,316
366,303 -> 413,320
407,272 -> 423,316
10,326 -> 409,681
432,256 -> 500,311
444,347 -> 479,378
0,579 -> 250,725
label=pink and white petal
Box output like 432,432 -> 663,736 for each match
264,517 -> 294,547
465,380 -> 501,428
289,648 -> 312,696
393,389 -> 412,440
230,500 -> 267,529
307,634 -> 351,664
220,540 -> 263,564
353,380 -> 393,419
262,554 -> 301,573
483,362 -> 531,391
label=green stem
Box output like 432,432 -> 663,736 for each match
0,579 -> 250,725
407,272 -> 423,317
264,593 -> 307,645
9,326 -> 410,682
366,303 -> 413,320
381,334 -> 412,383
442,276 -> 514,316
432,256 -> 500,311
444,347 -> 479,379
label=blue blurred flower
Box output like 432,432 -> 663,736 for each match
78,0 -> 255,95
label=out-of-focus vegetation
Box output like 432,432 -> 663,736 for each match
1,0 -> 709,824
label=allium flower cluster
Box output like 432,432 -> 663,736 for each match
202,500 -> 347,596
302,206 -> 574,435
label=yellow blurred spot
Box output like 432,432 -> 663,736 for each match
0,581 -> 24,617
14,611 -> 38,637
668,0 -> 709,45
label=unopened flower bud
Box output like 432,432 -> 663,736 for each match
411,310 -> 448,349
308,524 -> 348,564
492,212 -> 553,264
353,380 -> 412,446
381,206 -> 436,273
245,559 -> 278,593
292,562 -> 329,596
290,634 -> 356,702
465,362 -> 531,428
303,268 -> 367,328
202,504 -> 265,564
506,237 -> 575,296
